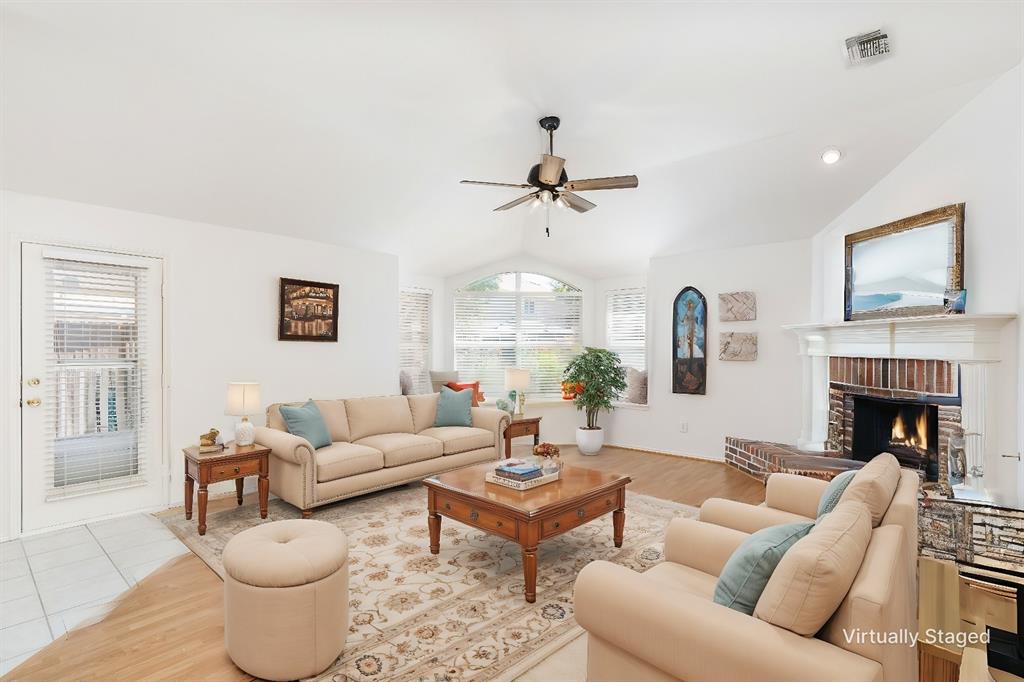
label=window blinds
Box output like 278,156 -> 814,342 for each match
399,288 -> 432,394
606,287 -> 647,371
43,257 -> 151,499
454,276 -> 582,400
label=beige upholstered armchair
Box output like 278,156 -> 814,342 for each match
575,516 -> 914,681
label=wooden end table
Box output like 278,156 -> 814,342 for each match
504,415 -> 542,458
423,462 -> 630,603
182,442 -> 270,536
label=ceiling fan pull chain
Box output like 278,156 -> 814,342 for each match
546,203 -> 551,237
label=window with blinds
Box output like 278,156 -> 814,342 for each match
43,258 -> 151,498
454,272 -> 582,400
606,287 -> 647,372
399,288 -> 432,394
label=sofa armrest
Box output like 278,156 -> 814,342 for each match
765,473 -> 829,518
700,498 -> 812,534
575,562 -> 883,682
663,517 -> 749,577
253,426 -> 314,466
471,407 -> 511,457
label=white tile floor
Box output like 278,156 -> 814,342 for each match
0,513 -> 189,675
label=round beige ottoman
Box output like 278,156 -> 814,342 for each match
223,519 -> 348,681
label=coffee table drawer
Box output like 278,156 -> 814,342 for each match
437,495 -> 516,540
540,493 -> 618,539
210,459 -> 260,482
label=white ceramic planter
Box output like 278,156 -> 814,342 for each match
576,427 -> 604,456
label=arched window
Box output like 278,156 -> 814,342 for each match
454,272 -> 582,400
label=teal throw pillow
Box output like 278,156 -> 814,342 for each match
817,469 -> 858,518
434,386 -> 473,427
713,521 -> 814,615
279,400 -> 331,449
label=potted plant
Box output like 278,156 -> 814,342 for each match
562,347 -> 627,455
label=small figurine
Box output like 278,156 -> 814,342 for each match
199,428 -> 220,447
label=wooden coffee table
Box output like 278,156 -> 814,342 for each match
423,461 -> 631,603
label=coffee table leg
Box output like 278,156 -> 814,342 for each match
184,475 -> 193,520
522,545 -> 537,603
613,508 -> 625,548
428,513 -> 441,554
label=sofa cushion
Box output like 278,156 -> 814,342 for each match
345,396 -> 415,441
837,452 -> 901,527
713,521 -> 814,615
267,400 -> 350,443
354,433 -> 442,467
279,400 -> 332,449
315,442 -> 384,483
754,501 -> 872,635
434,386 -> 473,427
418,426 -> 493,455
642,561 -> 718,599
407,393 -> 439,433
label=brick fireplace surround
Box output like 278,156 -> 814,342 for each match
725,356 -> 963,483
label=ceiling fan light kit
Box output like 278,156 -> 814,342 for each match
460,115 -> 639,236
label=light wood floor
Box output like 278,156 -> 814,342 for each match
5,446 -> 763,681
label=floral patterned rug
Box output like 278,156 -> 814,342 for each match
161,483 -> 697,681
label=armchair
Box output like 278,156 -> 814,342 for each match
575,515 -> 914,681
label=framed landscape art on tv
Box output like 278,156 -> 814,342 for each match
278,277 -> 340,342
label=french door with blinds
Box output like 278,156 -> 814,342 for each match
20,244 -> 164,533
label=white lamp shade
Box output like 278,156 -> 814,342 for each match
504,368 -> 531,391
225,382 -> 262,416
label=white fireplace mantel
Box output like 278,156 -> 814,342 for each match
783,313 -> 1017,363
784,313 -> 1017,502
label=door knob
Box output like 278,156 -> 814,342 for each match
25,399 -> 41,407
26,378 -> 40,386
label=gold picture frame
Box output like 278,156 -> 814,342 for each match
844,203 -> 965,321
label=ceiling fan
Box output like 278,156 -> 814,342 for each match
460,116 -> 638,236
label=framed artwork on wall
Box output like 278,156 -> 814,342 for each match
672,286 -> 707,394
844,203 -> 965,321
278,277 -> 340,342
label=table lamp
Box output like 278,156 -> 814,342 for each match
226,382 -> 261,446
505,368 -> 530,416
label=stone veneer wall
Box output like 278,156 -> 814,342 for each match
826,357 -> 963,462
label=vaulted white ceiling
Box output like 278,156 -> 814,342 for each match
2,2 -> 1020,277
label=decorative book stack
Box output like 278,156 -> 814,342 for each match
486,460 -> 560,491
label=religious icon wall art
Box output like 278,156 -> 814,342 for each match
672,286 -> 707,395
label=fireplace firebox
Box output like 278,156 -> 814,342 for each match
852,395 -> 939,481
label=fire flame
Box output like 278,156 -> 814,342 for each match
890,410 -> 928,451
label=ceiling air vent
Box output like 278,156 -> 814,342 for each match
845,29 -> 891,65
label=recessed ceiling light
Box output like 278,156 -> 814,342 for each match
821,147 -> 843,165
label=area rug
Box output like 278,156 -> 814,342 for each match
162,484 -> 697,681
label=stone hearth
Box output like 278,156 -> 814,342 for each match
724,437 -> 862,482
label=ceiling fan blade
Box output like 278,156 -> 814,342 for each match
460,180 -> 533,188
493,193 -> 538,211
564,175 -> 639,191
538,154 -> 566,186
560,191 -> 596,213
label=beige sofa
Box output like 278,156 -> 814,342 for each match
254,394 -> 510,515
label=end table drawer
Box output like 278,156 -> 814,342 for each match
211,459 -> 260,481
507,422 -> 537,438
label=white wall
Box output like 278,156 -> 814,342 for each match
1,191 -> 399,539
810,65 -> 1022,503
601,239 -> 812,459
